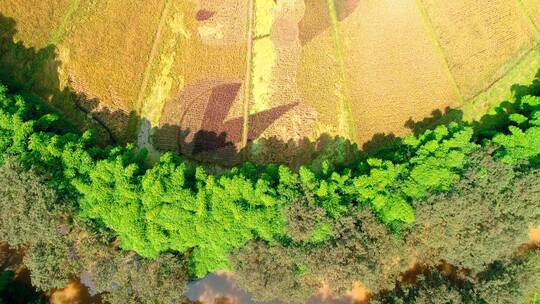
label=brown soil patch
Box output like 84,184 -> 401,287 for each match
313,281 -> 370,304
49,281 -> 100,304
156,77 -> 317,164
420,0 -> 537,99
346,282 -> 370,303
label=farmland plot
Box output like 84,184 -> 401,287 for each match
334,0 -> 461,143
520,0 -> 540,30
420,0 -> 538,99
61,0 -> 163,113
0,0 -> 74,48
155,0 -> 319,164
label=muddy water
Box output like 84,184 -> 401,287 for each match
186,271 -> 369,304
49,281 -> 101,304
7,223 -> 540,304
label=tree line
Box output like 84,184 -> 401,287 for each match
0,70 -> 539,303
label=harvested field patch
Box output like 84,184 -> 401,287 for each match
420,0 -> 538,99
155,0 -> 319,162
3,0 -> 540,160
155,77 -> 317,164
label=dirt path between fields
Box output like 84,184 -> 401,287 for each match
325,0 -> 357,140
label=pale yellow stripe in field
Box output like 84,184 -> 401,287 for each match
415,0 -> 465,105
515,0 -> 540,40
241,0 -> 256,149
325,0 -> 358,140
135,0 -> 172,114
49,0 -> 80,45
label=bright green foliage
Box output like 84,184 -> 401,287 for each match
76,153 -> 286,277
0,78 -> 539,279
493,95 -> 540,165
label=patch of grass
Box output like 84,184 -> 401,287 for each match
463,47 -> 540,121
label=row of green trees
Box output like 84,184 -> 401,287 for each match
0,76 -> 539,278
1,74 -> 540,304
0,159 -> 191,303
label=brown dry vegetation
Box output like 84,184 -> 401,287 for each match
49,281 -> 100,304
530,226 -> 540,246
420,0 -> 538,99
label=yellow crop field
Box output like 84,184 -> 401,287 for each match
419,0 -> 538,100
2,0 -> 540,161
61,0 -> 162,115
520,0 -> 540,29
299,0 -> 462,144
0,0 -> 73,48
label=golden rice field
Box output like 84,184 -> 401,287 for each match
0,0 -> 75,48
520,0 -> 540,30
419,0 -> 538,99
1,0 -> 540,162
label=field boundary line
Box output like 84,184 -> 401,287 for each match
135,0 -> 172,113
241,0 -> 256,150
469,46 -> 538,105
50,0 -> 81,45
514,0 -> 540,41
325,0 -> 358,141
463,46 -> 540,121
415,0 -> 465,105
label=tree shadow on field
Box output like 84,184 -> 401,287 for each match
402,67 -> 540,140
0,14 -> 137,145
2,12 -> 540,171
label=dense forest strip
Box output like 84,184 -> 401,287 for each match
241,0 -> 256,149
1,67 -> 539,280
415,0 -> 464,105
0,67 -> 539,302
325,0 -> 358,140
